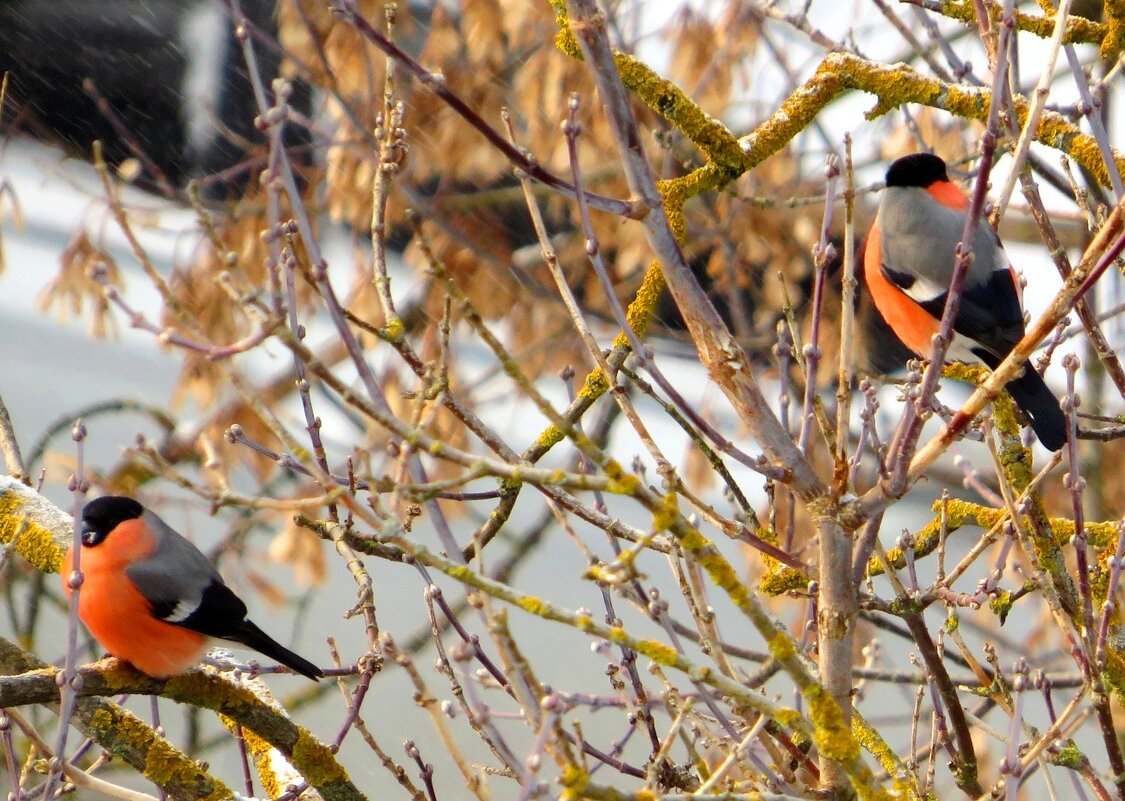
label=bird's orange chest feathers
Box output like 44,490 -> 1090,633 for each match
863,219 -> 940,355
63,519 -> 158,628
64,518 -> 153,599
924,180 -> 968,211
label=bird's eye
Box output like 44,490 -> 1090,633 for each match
81,524 -> 107,547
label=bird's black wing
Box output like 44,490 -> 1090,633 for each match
146,576 -> 323,680
164,580 -> 250,638
916,269 -> 1026,362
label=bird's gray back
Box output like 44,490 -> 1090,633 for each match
878,186 -> 1003,295
124,510 -> 222,617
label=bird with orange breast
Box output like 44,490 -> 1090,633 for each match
862,152 -> 1067,451
62,496 -> 323,679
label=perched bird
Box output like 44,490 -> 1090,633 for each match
62,496 -> 322,679
863,153 -> 1067,450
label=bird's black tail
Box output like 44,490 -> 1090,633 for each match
229,621 -> 324,680
1005,361 -> 1067,451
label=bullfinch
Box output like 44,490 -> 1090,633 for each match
62,496 -> 323,680
863,152 -> 1067,451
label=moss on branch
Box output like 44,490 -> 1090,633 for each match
0,653 -> 364,801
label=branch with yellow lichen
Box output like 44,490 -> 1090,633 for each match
215,669 -> 327,800
0,637 -> 230,801
0,476 -> 69,573
348,523 -> 896,801
0,648 -> 365,801
920,0 -> 1104,46
551,7 -> 1119,190
1105,0 -> 1125,59
764,493 -> 1123,594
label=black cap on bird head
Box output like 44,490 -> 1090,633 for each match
81,496 -> 144,547
885,153 -> 950,188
